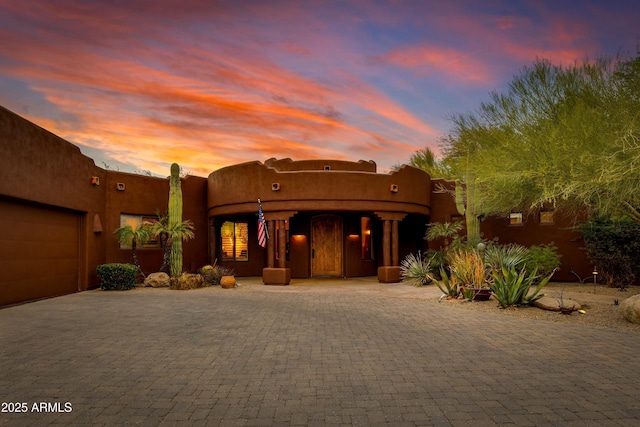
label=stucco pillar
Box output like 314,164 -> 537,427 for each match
391,220 -> 399,266
278,220 -> 286,268
382,220 -> 391,267
267,220 -> 275,268
209,218 -> 217,265
262,211 -> 297,286
375,212 -> 407,283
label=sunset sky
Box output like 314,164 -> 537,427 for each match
1,1 -> 638,177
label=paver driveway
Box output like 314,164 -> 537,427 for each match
1,277 -> 639,426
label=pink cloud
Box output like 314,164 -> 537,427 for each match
377,45 -> 495,86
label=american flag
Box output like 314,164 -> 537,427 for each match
257,199 -> 268,248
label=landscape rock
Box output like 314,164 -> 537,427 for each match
144,272 -> 170,288
620,294 -> 640,324
533,296 -> 582,312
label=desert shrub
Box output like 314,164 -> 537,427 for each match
426,249 -> 448,279
400,252 -> 435,286
489,267 -> 553,308
217,265 -> 235,277
170,273 -> 206,290
449,249 -> 487,289
96,263 -> 138,290
578,217 -> 640,289
523,243 -> 561,276
200,265 -> 222,286
484,243 -> 529,271
436,268 -> 460,298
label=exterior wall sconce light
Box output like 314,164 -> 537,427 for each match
271,182 -> 280,191
91,176 -> 100,186
390,184 -> 398,193
116,182 -> 126,191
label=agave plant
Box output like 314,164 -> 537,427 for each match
400,252 -> 435,287
489,266 -> 555,308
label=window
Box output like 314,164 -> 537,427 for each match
361,217 -> 372,259
119,214 -> 159,249
508,212 -> 523,225
539,211 -> 554,224
221,221 -> 249,261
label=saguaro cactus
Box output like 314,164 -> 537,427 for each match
169,163 -> 183,277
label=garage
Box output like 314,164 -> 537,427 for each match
0,198 -> 81,306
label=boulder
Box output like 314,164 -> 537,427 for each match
620,294 -> 640,324
144,272 -> 170,288
533,296 -> 582,312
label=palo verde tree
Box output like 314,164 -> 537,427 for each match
439,55 -> 640,223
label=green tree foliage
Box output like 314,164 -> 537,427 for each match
440,55 -> 640,222
578,217 -> 640,289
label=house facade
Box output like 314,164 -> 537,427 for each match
0,106 -> 591,306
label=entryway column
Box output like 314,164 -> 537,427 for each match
382,220 -> 391,266
391,220 -> 399,266
262,210 -> 297,286
374,212 -> 407,283
267,220 -> 275,268
278,220 -> 286,268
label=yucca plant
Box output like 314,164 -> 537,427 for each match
489,266 -> 555,308
400,252 -> 435,287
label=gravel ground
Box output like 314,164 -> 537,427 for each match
429,282 -> 640,332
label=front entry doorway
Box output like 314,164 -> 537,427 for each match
311,215 -> 343,277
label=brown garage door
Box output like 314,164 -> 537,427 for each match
0,198 -> 80,306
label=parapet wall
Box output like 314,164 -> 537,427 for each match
207,160 -> 431,217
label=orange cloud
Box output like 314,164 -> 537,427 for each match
1,0 -> 631,177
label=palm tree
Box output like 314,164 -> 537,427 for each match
150,212 -> 195,274
425,221 -> 463,252
113,223 -> 153,271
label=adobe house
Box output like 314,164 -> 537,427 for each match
0,106 -> 591,306
207,158 -> 434,285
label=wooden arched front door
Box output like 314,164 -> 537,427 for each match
311,215 -> 343,277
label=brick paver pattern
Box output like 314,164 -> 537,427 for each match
1,279 -> 639,426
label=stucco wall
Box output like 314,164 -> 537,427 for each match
0,106 -> 209,305
207,161 -> 431,217
0,106 -> 106,296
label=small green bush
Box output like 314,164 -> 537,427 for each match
523,243 -> 561,276
96,263 -> 138,290
578,217 -> 640,288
